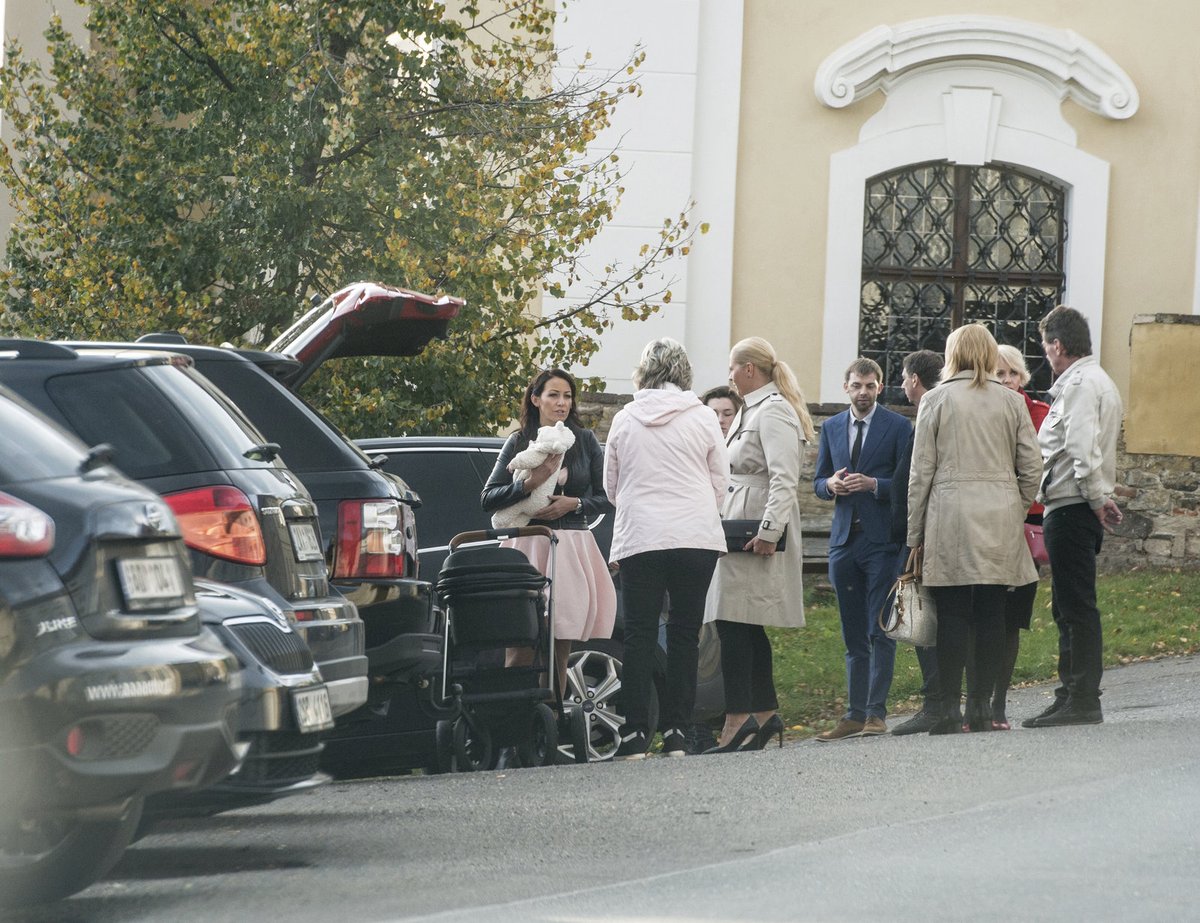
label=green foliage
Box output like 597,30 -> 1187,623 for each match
0,0 -> 697,435
770,571 -> 1200,738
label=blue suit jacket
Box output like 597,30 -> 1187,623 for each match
813,405 -> 912,548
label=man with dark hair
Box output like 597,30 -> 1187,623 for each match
1024,306 -> 1124,728
889,349 -> 944,735
813,357 -> 912,740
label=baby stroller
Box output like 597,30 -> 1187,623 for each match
432,526 -> 563,771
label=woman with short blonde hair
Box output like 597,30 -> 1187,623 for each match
995,344 -> 1031,387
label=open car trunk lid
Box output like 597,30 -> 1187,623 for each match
266,281 -> 463,389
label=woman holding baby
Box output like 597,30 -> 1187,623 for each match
482,368 -> 617,712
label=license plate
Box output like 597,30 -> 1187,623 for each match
293,685 -> 334,733
117,557 -> 187,610
289,522 -> 324,562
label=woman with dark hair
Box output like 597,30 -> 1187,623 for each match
482,368 -> 616,698
702,385 -> 744,438
907,325 -> 1042,734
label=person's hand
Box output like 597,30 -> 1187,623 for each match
518,453 -> 563,492
531,495 -> 577,521
746,536 -> 777,556
841,473 -> 877,494
827,467 -> 851,496
1094,498 -> 1123,533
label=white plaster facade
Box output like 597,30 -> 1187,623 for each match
548,0 -> 743,393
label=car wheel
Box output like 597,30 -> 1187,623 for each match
516,703 -> 559,768
0,797 -> 143,908
450,714 -> 493,772
558,649 -> 658,762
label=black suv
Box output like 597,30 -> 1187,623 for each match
0,386 -> 242,906
0,340 -> 367,719
356,435 -> 726,761
78,283 -> 463,774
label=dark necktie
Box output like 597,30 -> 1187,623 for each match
850,419 -> 864,470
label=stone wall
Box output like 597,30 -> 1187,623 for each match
1106,436 -> 1200,570
580,391 -> 1200,571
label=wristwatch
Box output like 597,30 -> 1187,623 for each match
575,497 -> 584,514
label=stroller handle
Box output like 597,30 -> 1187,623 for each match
448,525 -> 553,550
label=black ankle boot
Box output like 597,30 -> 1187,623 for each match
964,697 -> 992,733
928,706 -> 963,735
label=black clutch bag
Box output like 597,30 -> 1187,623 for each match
722,520 -> 788,553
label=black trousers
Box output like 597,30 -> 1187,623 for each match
618,548 -> 720,733
930,584 -> 1008,713
715,620 -> 778,713
1044,502 -> 1105,708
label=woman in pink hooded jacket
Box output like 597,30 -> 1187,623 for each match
604,337 -> 729,759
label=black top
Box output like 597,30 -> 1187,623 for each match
890,430 -> 915,546
481,426 -> 613,530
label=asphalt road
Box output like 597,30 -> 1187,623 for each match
9,655 -> 1199,923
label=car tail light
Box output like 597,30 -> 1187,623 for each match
163,486 -> 266,566
333,499 -> 406,578
0,491 -> 54,557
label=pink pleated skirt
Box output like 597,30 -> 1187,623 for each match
502,529 -> 616,641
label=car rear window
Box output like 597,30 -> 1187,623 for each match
191,358 -> 364,472
44,364 -> 275,479
0,394 -> 89,481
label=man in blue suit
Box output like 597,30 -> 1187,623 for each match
813,358 -> 912,740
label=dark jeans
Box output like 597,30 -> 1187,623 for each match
930,584 -> 1008,714
715,620 -> 778,713
915,645 -> 942,711
619,548 -> 720,734
829,534 -> 899,721
1044,503 -> 1105,709
900,547 -> 941,711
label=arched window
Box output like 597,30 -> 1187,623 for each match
859,161 -> 1065,402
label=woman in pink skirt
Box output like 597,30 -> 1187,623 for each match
482,368 -> 617,694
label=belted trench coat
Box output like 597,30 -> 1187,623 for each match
906,372 -> 1042,587
704,385 -> 807,628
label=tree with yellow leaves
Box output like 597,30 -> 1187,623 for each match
0,0 -> 698,434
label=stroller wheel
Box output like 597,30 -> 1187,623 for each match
451,715 -> 493,772
516,703 -> 559,768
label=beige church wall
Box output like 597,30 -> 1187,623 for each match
734,0 -> 1200,404
1125,315 -> 1200,456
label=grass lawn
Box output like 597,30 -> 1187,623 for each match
770,569 -> 1200,737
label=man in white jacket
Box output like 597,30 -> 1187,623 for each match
1024,306 -> 1124,729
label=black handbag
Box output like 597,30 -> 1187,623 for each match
722,519 -> 788,553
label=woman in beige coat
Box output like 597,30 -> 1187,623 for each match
907,324 -> 1042,734
703,337 -> 814,752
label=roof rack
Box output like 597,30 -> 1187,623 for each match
136,332 -> 189,344
0,339 -> 78,359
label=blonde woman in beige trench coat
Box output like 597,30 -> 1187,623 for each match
703,337 -> 814,753
907,324 -> 1042,734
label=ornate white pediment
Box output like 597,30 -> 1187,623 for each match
815,15 -> 1139,120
